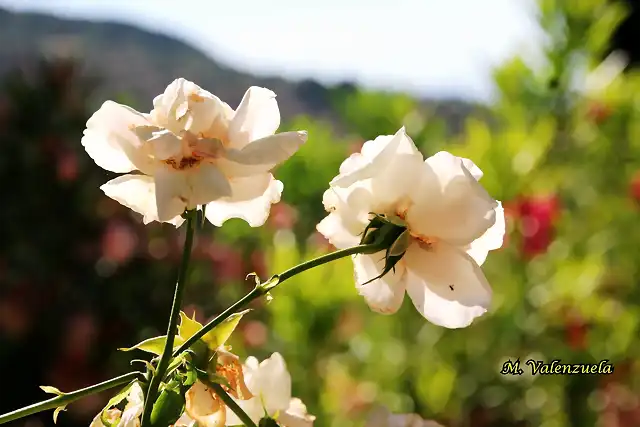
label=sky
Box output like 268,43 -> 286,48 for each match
0,0 -> 544,102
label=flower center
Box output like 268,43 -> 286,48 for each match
162,132 -> 225,171
164,155 -> 203,170
396,209 -> 439,250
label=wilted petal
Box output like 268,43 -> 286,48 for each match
221,131 -> 307,177
82,101 -> 154,174
331,128 -> 421,188
154,167 -> 189,222
466,202 -> 505,265
185,382 -> 226,427
101,174 -> 183,226
277,398 -> 316,427
189,163 -> 232,207
228,87 -> 280,149
216,350 -> 253,401
404,242 -> 491,328
406,152 -> 497,246
354,253 -> 407,315
205,173 -> 282,227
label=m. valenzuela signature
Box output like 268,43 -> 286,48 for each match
500,359 -> 614,375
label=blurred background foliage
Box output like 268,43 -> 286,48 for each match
1,1 -> 640,427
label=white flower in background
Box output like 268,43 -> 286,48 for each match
366,406 -> 445,427
226,352 -> 315,427
90,382 -> 144,427
317,127 -> 505,328
82,78 -> 306,227
582,51 -> 628,96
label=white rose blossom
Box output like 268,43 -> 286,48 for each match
317,127 -> 505,328
82,78 -> 307,227
90,382 -> 144,427
225,352 -> 315,427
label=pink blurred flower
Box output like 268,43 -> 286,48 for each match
268,202 -> 298,230
207,242 -> 245,282
242,320 -> 268,348
101,220 -> 138,263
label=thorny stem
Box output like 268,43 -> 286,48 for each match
0,372 -> 142,425
0,239 -> 382,427
140,209 -> 197,427
174,243 -> 382,356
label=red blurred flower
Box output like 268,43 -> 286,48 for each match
249,250 -> 267,279
510,195 -> 560,259
587,101 -> 612,124
56,150 -> 78,182
629,172 -> 640,203
564,316 -> 588,350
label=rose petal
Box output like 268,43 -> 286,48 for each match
220,131 -> 307,177
404,242 -> 492,328
188,163 -> 232,207
406,152 -> 497,246
228,87 -> 280,149
100,174 -> 184,226
354,253 -> 407,315
82,101 -> 154,174
185,381 -> 226,427
205,173 -> 282,227
153,167 -> 189,222
331,127 -> 421,188
466,201 -> 505,265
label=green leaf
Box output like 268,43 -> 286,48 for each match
178,311 -> 204,342
201,309 -> 250,350
40,385 -> 64,396
53,406 -> 66,424
119,335 -> 185,355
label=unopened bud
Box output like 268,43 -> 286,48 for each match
359,213 -> 410,285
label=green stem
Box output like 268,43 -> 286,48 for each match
209,383 -> 258,427
174,243 -> 381,356
140,210 -> 197,427
0,372 -> 142,425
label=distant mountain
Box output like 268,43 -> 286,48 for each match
0,7 -> 481,131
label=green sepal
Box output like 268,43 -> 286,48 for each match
258,416 -> 280,427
